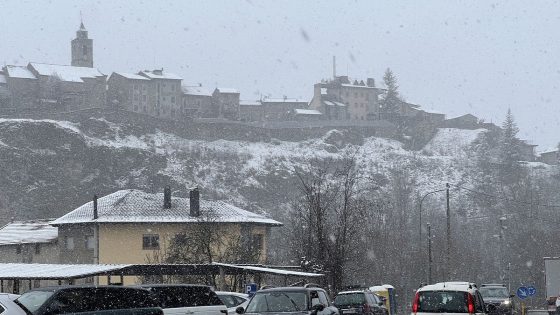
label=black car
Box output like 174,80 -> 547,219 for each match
237,285 -> 339,315
15,285 -> 160,315
333,290 -> 386,315
479,284 -> 518,315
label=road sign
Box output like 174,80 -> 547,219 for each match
517,286 -> 529,299
246,283 -> 257,296
527,286 -> 536,297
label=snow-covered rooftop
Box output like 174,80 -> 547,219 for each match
0,263 -> 131,279
324,100 -> 346,107
294,109 -> 322,115
0,220 -> 58,245
139,70 -> 182,80
262,98 -> 307,103
182,85 -> 212,96
29,63 -> 104,83
240,100 -> 262,106
51,189 -> 282,226
112,72 -> 150,81
216,88 -> 240,94
5,65 -> 36,79
341,83 -> 376,89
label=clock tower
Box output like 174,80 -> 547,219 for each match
71,21 -> 93,67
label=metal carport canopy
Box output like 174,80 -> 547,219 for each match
0,263 -> 324,280
0,263 -> 131,280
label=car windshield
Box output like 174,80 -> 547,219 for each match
16,290 -> 54,314
245,292 -> 307,313
480,287 -> 509,299
417,291 -> 468,313
334,293 -> 366,307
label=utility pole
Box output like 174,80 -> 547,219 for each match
446,183 -> 451,278
427,223 -> 433,284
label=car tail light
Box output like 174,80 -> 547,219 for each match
412,292 -> 420,314
467,293 -> 475,314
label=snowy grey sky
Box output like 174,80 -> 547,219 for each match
1,0 -> 559,149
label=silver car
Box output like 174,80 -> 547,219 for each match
0,293 -> 26,315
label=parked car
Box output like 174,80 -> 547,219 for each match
138,284 -> 227,315
334,290 -> 386,315
479,284 -> 517,315
216,291 -> 250,314
0,293 -> 26,315
372,294 -> 389,315
411,282 -> 486,315
237,285 -> 339,315
14,285 -> 159,315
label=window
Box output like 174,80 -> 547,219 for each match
142,95 -> 147,101
66,236 -> 75,250
134,105 -> 139,111
251,234 -> 263,252
35,243 -> 41,255
86,235 -> 95,250
16,244 -> 22,254
143,234 -> 160,250
318,291 -> 329,305
134,94 -> 139,101
83,45 -> 88,56
133,84 -> 138,90
171,96 -> 175,104
171,85 -> 175,91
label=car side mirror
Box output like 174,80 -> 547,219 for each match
313,304 -> 325,311
236,306 -> 245,314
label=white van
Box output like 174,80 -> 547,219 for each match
411,282 -> 487,315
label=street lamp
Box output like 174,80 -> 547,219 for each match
418,187 -> 447,284
418,188 -> 446,240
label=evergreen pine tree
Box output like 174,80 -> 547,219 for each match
381,68 -> 401,115
498,109 -> 521,180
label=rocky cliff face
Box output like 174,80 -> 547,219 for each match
0,114 -> 489,225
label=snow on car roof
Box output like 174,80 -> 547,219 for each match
419,282 -> 477,292
51,189 -> 282,226
0,219 -> 58,245
5,65 -> 37,79
29,63 -> 105,82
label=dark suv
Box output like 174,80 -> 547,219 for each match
14,286 -> 161,315
333,290 -> 387,315
479,284 -> 518,315
237,285 -> 339,315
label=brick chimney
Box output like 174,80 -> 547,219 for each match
163,186 -> 172,209
189,187 -> 200,217
93,194 -> 98,219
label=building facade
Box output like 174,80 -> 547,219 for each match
0,220 -> 58,264
182,85 -> 213,118
261,97 -> 309,121
310,76 -> 382,121
212,88 -> 240,120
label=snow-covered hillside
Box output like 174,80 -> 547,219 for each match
0,117 -> 487,221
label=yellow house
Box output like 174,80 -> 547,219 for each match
50,188 -> 282,285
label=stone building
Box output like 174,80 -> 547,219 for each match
239,100 -> 264,122
261,97 -> 309,121
107,72 -> 151,114
182,85 -> 213,118
309,76 -> 383,121
1,22 -> 105,112
138,70 -> 183,119
107,69 -> 182,119
212,88 -> 240,120
71,22 -> 94,68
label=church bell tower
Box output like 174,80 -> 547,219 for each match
71,21 -> 93,67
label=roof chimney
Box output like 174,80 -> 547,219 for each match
190,187 -> 200,217
93,194 -> 98,219
164,186 -> 172,209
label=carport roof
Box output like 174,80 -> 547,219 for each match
0,263 -> 324,280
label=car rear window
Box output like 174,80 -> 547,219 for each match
334,293 -> 366,307
418,291 -> 469,313
147,286 -> 223,308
